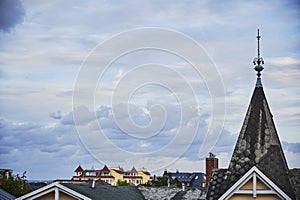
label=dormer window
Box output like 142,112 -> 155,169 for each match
102,172 -> 110,176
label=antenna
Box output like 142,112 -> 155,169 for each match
257,29 -> 260,59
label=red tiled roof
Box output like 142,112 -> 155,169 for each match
130,167 -> 138,173
112,169 -> 124,174
123,176 -> 142,179
142,171 -> 151,175
99,175 -> 114,179
74,165 -> 84,172
101,165 -> 110,172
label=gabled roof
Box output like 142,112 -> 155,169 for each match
16,182 -> 91,200
17,182 -> 145,200
130,167 -> 138,174
74,165 -> 84,172
61,183 -> 145,200
101,165 -> 110,173
219,166 -> 292,200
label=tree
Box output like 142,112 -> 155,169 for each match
152,174 -> 181,187
0,171 -> 31,197
116,179 -> 130,186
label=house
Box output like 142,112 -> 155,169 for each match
0,169 -> 13,179
110,166 -> 125,184
165,170 -> 206,188
98,165 -> 115,185
123,167 -> 143,186
72,165 -> 150,186
16,181 -> 145,200
137,168 -> 152,185
206,30 -> 300,199
72,165 -> 115,185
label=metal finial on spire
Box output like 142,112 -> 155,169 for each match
253,29 -> 264,87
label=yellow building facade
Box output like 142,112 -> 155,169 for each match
73,165 -> 151,186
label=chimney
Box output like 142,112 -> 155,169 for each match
91,179 -> 96,188
205,152 -> 218,188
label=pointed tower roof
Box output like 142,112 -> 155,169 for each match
227,29 -> 295,198
206,30 -> 295,199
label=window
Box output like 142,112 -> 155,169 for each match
102,172 -> 110,176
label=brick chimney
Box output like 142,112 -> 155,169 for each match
205,152 -> 218,188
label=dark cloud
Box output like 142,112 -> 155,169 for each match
0,0 -> 25,32
0,117 -> 89,179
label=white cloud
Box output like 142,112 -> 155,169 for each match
1,0 -> 299,179
268,57 -> 300,66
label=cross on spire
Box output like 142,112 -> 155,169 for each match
253,29 -> 264,87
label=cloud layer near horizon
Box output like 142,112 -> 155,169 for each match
1,103 -> 299,179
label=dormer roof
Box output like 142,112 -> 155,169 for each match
101,165 -> 110,173
74,165 -> 84,172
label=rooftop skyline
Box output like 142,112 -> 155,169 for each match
0,0 -> 299,180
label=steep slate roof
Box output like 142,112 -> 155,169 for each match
207,30 -> 296,199
289,169 -> 300,199
228,86 -> 294,196
207,82 -> 296,199
206,169 -> 228,199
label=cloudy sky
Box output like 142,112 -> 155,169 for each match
0,0 -> 299,180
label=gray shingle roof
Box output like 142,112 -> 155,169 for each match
206,169 -> 228,200
289,169 -> 300,199
61,183 -> 145,200
0,188 -> 16,200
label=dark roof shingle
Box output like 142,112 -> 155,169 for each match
61,183 -> 145,200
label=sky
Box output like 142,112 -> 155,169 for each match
0,0 -> 299,180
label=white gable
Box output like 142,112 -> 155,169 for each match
15,182 -> 92,200
219,166 -> 292,200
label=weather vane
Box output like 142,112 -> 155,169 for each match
253,29 -> 264,87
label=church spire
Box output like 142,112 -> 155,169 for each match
253,29 -> 264,87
